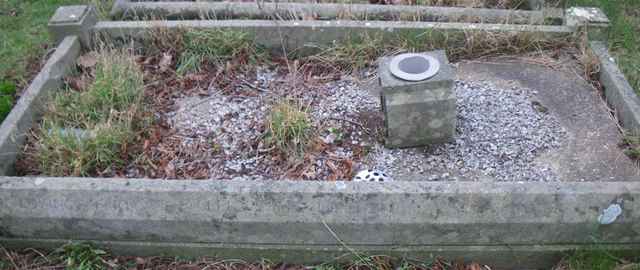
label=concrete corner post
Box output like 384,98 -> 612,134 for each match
566,7 -> 610,41
48,5 -> 98,48
378,50 -> 456,148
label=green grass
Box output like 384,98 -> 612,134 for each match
35,48 -> 146,176
0,81 -> 16,120
177,29 -> 264,75
0,0 -> 113,124
264,101 -> 312,157
55,242 -> 108,270
561,248 -> 640,270
568,0 -> 640,93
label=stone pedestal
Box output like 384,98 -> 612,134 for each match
48,5 -> 98,48
378,50 -> 455,148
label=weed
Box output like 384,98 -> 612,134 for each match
620,134 -> 640,160
146,26 -> 185,56
328,127 -> 345,143
301,30 -> 572,77
177,29 -> 263,75
304,33 -> 386,73
0,81 -> 16,121
37,121 -> 134,176
562,249 -> 624,270
56,242 -> 108,270
35,48 -> 146,176
264,101 -> 312,157
47,49 -> 144,126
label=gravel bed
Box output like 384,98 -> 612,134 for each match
164,68 -> 566,181
363,80 -> 566,181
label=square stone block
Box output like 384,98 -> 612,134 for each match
378,50 -> 456,148
48,5 -> 97,47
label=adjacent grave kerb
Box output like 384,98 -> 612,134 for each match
378,50 -> 456,148
566,7 -> 610,41
48,5 -> 98,48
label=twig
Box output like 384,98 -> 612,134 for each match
328,117 -> 375,138
321,221 -> 368,262
0,245 -> 19,270
240,79 -> 268,92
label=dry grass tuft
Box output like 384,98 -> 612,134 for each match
177,29 -> 264,75
264,101 -> 313,158
33,47 -> 147,177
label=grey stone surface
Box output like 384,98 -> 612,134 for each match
590,41 -> 640,134
565,7 -> 609,41
528,0 -> 565,10
50,5 -> 88,24
457,58 -> 639,181
1,177 -> 640,269
0,36 -> 81,175
110,1 -> 547,25
48,5 -> 97,47
379,51 -> 455,148
92,20 -> 574,56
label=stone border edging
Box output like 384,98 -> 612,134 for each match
109,0 -> 548,25
590,41 -> 640,134
1,177 -> 640,269
93,20 -> 573,55
0,36 -> 81,175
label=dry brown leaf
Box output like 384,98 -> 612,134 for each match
66,75 -> 90,92
164,162 -> 176,179
77,52 -> 98,68
159,52 -> 173,73
466,263 -> 483,270
615,263 -> 640,270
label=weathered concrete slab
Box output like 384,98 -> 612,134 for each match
0,36 -> 81,175
457,58 -> 639,181
1,177 -> 640,269
590,41 -> 640,134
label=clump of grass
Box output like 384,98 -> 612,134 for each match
35,48 -> 146,176
560,248 -> 630,270
0,80 -> 16,121
264,101 -> 312,157
177,29 -> 263,75
55,242 -> 108,270
305,33 -> 386,73
620,134 -> 640,160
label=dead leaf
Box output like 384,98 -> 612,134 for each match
615,263 -> 640,270
164,162 -> 176,179
66,75 -> 90,92
466,263 -> 483,270
77,52 -> 98,68
159,52 -> 173,73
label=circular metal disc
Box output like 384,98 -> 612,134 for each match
388,53 -> 441,82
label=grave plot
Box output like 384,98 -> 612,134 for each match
1,2 -> 640,269
12,27 -> 636,182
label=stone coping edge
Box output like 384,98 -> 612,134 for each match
109,0 -> 549,25
0,36 -> 81,175
590,41 -> 640,134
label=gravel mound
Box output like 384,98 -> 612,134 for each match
364,80 -> 566,181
